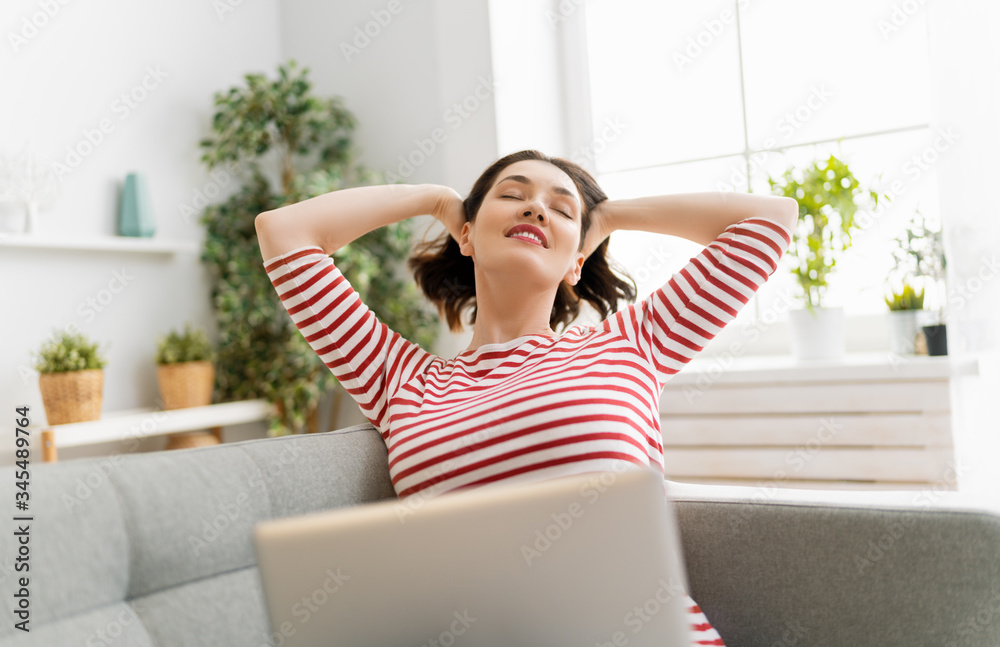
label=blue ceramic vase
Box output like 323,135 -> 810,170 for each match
119,172 -> 155,237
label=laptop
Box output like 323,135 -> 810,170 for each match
252,465 -> 692,646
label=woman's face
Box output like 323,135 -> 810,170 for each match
459,159 -> 586,288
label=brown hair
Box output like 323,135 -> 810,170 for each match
407,150 -> 636,333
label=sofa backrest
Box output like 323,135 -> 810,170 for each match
0,423 -> 395,647
5,423 -> 999,646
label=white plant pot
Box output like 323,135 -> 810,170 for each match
789,307 -> 845,361
24,201 -> 39,233
887,310 -> 919,355
0,204 -> 18,233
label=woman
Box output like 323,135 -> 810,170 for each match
256,149 -> 798,646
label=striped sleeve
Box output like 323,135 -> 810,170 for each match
607,217 -> 791,389
685,593 -> 727,645
263,245 -> 436,438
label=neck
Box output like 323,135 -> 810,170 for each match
463,266 -> 559,352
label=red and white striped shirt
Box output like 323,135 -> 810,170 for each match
264,216 -> 791,646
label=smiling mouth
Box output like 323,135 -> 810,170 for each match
508,231 -> 545,247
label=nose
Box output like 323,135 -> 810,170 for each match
522,202 -> 545,222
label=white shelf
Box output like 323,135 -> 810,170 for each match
0,233 -> 200,255
35,399 -> 275,449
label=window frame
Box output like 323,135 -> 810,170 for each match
556,0 -> 935,329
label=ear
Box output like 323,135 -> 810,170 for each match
563,251 -> 585,286
458,221 -> 474,257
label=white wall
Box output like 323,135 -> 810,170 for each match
925,0 -> 1000,493
0,0 -> 284,461
0,0 -> 502,462
926,0 -> 1000,358
279,0 -> 499,362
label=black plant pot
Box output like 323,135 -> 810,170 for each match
922,324 -> 948,356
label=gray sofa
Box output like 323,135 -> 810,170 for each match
3,422 -> 999,646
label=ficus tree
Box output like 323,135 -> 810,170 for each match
196,59 -> 438,436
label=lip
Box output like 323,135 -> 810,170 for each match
504,223 -> 548,248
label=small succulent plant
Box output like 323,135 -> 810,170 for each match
885,282 -> 925,311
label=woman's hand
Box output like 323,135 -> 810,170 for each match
429,185 -> 466,243
581,200 -> 615,259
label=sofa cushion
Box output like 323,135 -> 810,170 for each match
238,423 -> 396,519
113,442 -> 273,599
132,567 -> 272,647
4,602 -> 157,647
0,459 -> 130,631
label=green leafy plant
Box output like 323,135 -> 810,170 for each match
769,154 -> 881,312
888,208 -> 947,322
33,329 -> 108,374
155,323 -> 214,365
884,282 -> 925,311
197,59 -> 438,436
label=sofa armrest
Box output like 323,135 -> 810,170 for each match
666,481 -> 1000,646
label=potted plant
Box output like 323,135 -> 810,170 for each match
32,328 -> 108,425
884,281 -> 924,354
155,323 -> 219,449
768,154 -> 881,361
890,209 -> 948,356
196,59 -> 438,436
155,323 -> 215,409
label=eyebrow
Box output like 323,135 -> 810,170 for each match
497,174 -> 578,200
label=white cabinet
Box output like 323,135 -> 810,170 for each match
659,353 -> 979,490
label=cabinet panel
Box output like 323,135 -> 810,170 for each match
654,354 -> 973,489
660,380 -> 951,415
662,447 -> 958,485
660,413 -> 953,447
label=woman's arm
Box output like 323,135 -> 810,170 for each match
255,183 -> 464,261
582,192 -> 798,258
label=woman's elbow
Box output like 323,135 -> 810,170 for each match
255,210 -> 328,261
777,197 -> 799,232
255,209 -> 275,229
255,211 -> 285,261
255,210 -> 285,243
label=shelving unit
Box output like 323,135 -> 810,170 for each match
659,352 -> 980,490
35,399 -> 275,462
0,233 -> 199,255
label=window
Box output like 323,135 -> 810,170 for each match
570,0 -> 938,321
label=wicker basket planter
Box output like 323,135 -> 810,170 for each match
157,360 -> 220,450
157,361 -> 215,410
39,368 -> 105,425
